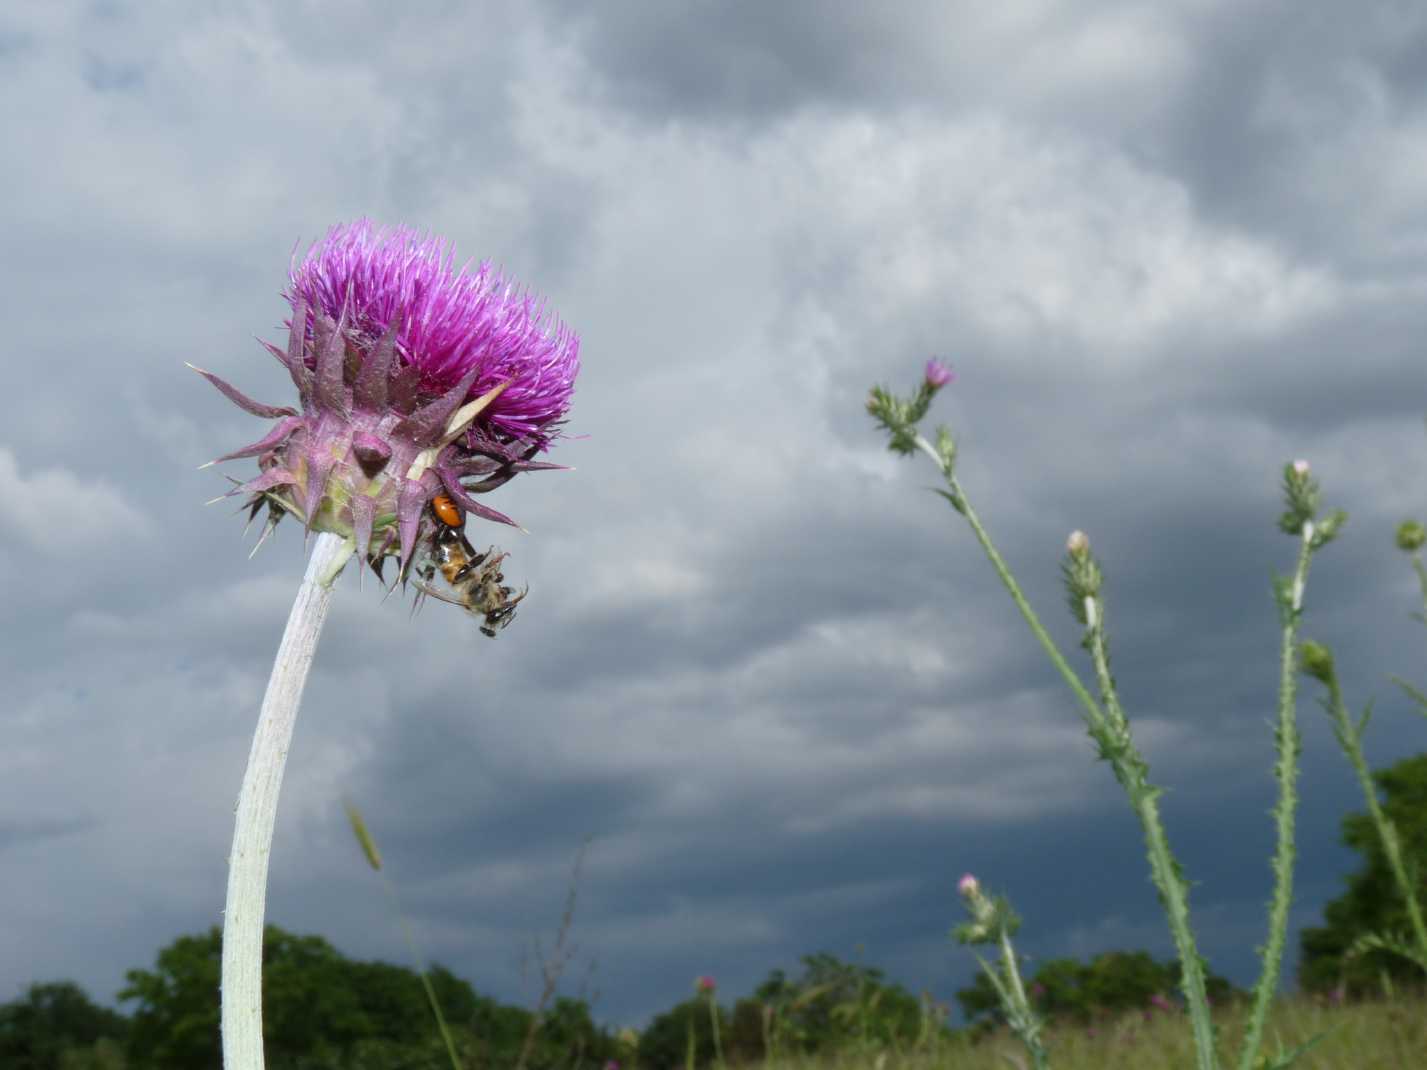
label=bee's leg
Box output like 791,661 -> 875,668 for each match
460,532 -> 485,567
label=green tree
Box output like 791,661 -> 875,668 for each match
724,997 -> 767,1065
638,998 -> 723,1070
119,929 -> 223,1069
0,981 -> 130,1070
1299,752 -> 1427,994
956,951 -> 1241,1027
120,925 -> 495,1069
749,953 -> 923,1054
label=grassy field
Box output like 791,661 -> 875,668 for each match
717,992 -> 1426,1070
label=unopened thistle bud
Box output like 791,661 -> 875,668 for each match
1278,459 -> 1320,535
1061,531 -> 1103,625
195,220 -> 579,628
951,877 -> 1019,946
1396,520 -> 1426,553
1298,639 -> 1335,685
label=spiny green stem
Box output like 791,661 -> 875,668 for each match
1322,668 -> 1427,967
1412,553 -> 1427,623
998,928 -> 1049,1070
939,471 -> 1105,734
1086,620 -> 1218,1070
1237,525 -> 1315,1070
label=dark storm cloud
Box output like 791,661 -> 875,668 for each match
4,0 -> 1427,1036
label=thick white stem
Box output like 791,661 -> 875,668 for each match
222,531 -> 350,1070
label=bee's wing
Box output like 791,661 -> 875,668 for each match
411,578 -> 469,609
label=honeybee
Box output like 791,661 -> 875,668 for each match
415,494 -> 527,638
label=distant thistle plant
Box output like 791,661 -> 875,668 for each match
197,220 -> 579,1070
870,365 -> 1344,1070
951,874 -> 1047,1070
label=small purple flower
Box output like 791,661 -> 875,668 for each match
957,873 -> 979,898
1030,982 -> 1046,999
924,358 -> 955,389
695,975 -> 717,993
195,220 -> 579,617
1148,992 -> 1174,1013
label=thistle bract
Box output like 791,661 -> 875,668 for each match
197,220 -> 579,577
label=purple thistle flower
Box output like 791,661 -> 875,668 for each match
195,220 -> 579,610
696,975 -> 717,993
924,358 -> 955,389
288,220 -> 578,448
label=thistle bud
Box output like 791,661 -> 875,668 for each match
1396,520 -> 1426,553
1278,459 -> 1320,535
1298,639 -> 1335,685
1061,532 -> 1103,625
957,873 -> 980,899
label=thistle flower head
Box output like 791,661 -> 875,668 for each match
957,873 -> 980,899
196,220 -> 579,616
924,358 -> 955,389
695,975 -> 717,994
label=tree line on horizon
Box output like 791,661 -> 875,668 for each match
4,751 -> 1424,1070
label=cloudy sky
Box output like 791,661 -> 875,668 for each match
5,0 -> 1427,1035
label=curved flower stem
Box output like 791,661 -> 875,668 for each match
1236,525 -> 1314,1070
222,531 -> 351,1070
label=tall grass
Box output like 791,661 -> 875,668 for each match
732,991 -> 1426,1070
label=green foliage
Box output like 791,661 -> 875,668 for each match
956,950 -> 1242,1028
1299,752 -> 1427,995
117,924 -> 614,1070
638,997 -> 724,1070
752,953 -> 926,1057
0,981 -> 130,1070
